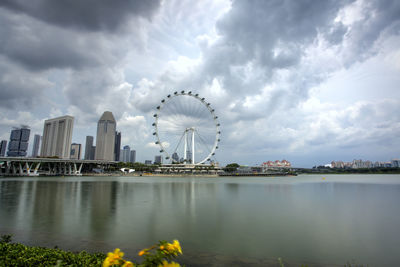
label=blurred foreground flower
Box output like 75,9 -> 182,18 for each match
103,240 -> 182,267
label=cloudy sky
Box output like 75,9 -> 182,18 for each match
0,0 -> 399,167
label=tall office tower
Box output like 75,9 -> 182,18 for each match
0,140 -> 7,156
154,155 -> 162,164
40,115 -> 74,159
84,136 -> 94,160
70,143 -> 82,160
31,134 -> 41,157
122,145 -> 130,162
130,150 -> 136,163
114,131 -> 121,161
7,126 -> 30,157
95,111 -> 116,161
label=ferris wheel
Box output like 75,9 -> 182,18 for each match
152,91 -> 220,164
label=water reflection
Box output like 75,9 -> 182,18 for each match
0,175 -> 400,266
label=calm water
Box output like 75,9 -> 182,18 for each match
1,174 -> 400,266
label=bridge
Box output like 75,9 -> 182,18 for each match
0,157 -> 117,176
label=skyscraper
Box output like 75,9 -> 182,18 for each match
84,136 -> 94,160
130,150 -> 136,163
70,143 -> 82,160
31,134 -> 41,157
114,131 -> 121,161
40,115 -> 74,158
0,140 -> 7,157
95,111 -> 116,161
122,145 -> 130,163
7,126 -> 30,157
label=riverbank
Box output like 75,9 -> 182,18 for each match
0,235 -> 105,266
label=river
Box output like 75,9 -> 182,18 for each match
1,174 -> 399,266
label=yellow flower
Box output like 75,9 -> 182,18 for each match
172,240 -> 182,254
160,245 -> 165,250
104,248 -> 125,266
123,260 -> 134,267
102,257 -> 111,267
158,260 -> 181,267
138,249 -> 148,256
166,240 -> 182,255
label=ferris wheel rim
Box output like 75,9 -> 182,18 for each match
153,91 -> 220,165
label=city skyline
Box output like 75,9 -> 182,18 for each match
0,1 -> 399,167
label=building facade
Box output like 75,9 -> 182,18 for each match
7,127 -> 30,157
130,150 -> 136,163
31,134 -> 41,157
95,111 -> 116,161
154,155 -> 162,164
70,143 -> 82,160
40,115 -> 74,159
0,140 -> 7,157
84,136 -> 95,160
121,145 -> 130,163
114,131 -> 121,161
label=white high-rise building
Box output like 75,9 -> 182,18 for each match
40,115 -> 74,159
121,145 -> 130,163
95,111 -> 116,161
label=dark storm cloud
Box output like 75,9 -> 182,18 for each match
0,0 -> 160,111
0,57 -> 51,109
0,0 -> 161,32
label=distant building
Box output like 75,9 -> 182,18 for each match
262,159 -> 291,170
70,143 -> 82,160
40,115 -> 74,158
84,136 -> 94,160
391,159 -> 400,168
31,134 -> 41,157
121,145 -> 130,163
130,150 -> 136,163
154,155 -> 162,164
7,126 -> 30,157
95,111 -> 116,161
114,131 -> 121,161
172,152 -> 179,162
145,160 -> 152,165
91,146 -> 96,160
0,140 -> 7,157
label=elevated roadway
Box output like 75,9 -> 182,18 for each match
0,157 -> 117,176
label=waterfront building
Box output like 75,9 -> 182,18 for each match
172,152 -> 179,162
114,131 -> 121,161
40,115 -> 74,159
70,143 -> 82,160
95,111 -> 116,161
262,159 -> 291,170
130,150 -> 136,163
84,136 -> 93,160
7,126 -> 30,157
154,155 -> 162,164
122,145 -> 130,163
31,134 -> 41,157
391,159 -> 400,168
0,140 -> 7,157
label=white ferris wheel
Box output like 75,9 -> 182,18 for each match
152,91 -> 220,164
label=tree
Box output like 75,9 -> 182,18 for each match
224,163 -> 240,172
